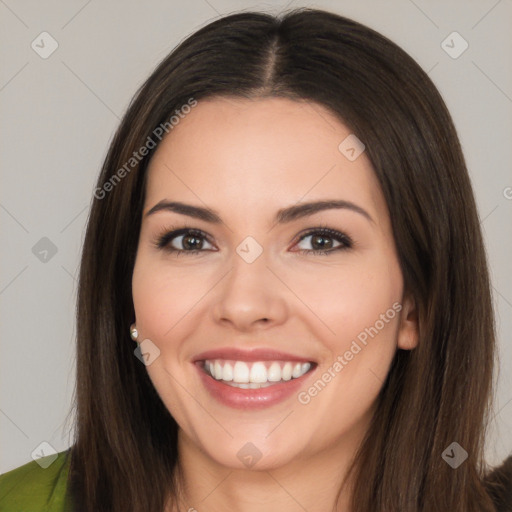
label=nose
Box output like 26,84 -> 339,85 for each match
211,246 -> 288,332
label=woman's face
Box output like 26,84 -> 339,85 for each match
132,96 -> 417,470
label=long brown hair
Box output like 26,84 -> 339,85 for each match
69,8 -> 501,511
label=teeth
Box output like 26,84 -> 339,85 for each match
214,361 -> 223,380
268,362 -> 281,382
225,381 -> 276,389
204,359 -> 312,385
281,362 -> 292,381
292,363 -> 303,378
222,362 -> 233,381
249,362 -> 268,383
233,361 -> 250,383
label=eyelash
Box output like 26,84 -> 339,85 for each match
153,223 -> 354,257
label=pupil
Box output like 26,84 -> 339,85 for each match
184,235 -> 201,250
313,235 -> 332,250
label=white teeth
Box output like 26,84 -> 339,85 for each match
222,362 -> 233,381
281,362 -> 292,381
233,361 -> 250,383
225,381 -> 275,389
214,360 -> 223,380
267,362 -> 282,382
249,362 -> 268,383
292,363 -> 302,378
204,359 -> 313,384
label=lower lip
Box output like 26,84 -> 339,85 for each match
195,362 -> 315,409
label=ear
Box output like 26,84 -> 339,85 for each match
397,293 -> 418,350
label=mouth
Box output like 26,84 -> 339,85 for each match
200,359 -> 314,388
193,348 -> 317,409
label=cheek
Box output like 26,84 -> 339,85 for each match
294,257 -> 402,348
330,277 -> 400,349
294,284 -> 400,455
293,251 -> 403,402
132,254 -> 206,343
131,256 -> 198,411
296,273 -> 401,433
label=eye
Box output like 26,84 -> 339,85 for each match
154,227 -> 214,256
293,227 -> 353,255
153,225 -> 353,257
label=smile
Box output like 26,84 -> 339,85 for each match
203,359 -> 312,388
193,348 -> 317,409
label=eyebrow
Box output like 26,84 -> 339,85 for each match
145,199 -> 374,225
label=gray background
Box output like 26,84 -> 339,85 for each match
1,0 -> 511,473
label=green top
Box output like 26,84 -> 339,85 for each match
0,450 -> 72,511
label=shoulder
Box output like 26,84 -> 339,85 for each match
0,449 -> 72,512
484,455 -> 512,512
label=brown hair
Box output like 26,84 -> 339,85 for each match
69,8 -> 502,511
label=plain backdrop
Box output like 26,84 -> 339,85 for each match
1,0 -> 511,473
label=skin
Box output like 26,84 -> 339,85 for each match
131,96 -> 418,512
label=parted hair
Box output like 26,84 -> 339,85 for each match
69,8 -> 504,511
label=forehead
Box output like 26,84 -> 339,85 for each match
144,96 -> 386,224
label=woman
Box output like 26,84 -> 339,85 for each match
1,7 -> 510,512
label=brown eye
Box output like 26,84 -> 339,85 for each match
155,228 -> 214,255
294,228 -> 353,255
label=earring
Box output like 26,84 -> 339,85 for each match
130,324 -> 138,341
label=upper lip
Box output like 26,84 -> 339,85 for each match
193,348 -> 315,363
